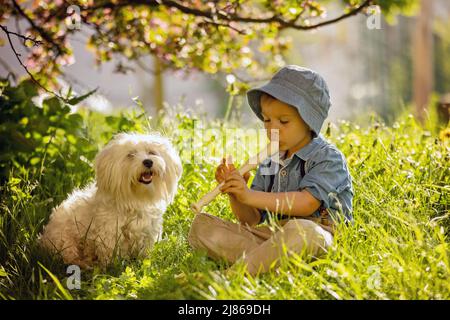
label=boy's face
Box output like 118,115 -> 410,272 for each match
260,94 -> 312,156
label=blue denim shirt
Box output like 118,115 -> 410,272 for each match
250,134 -> 354,224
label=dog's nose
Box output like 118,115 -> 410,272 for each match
143,159 -> 153,168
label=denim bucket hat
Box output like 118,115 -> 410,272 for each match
247,65 -> 331,136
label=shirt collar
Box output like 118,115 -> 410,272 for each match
293,133 -> 325,161
272,134 -> 324,166
265,134 -> 325,166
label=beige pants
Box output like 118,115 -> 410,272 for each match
188,212 -> 334,275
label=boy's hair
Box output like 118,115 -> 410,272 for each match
261,92 -> 275,100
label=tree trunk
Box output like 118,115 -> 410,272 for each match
153,56 -> 164,113
412,0 -> 434,124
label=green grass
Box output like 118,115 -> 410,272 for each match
0,106 -> 449,300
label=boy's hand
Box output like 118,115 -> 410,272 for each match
219,169 -> 252,204
215,156 -> 250,183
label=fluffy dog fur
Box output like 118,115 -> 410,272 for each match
38,132 -> 182,268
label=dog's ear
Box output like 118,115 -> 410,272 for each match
160,141 -> 183,203
169,148 -> 183,181
94,144 -> 115,194
173,153 -> 183,181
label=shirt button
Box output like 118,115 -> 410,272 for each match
280,170 -> 287,177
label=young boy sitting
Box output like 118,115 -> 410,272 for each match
188,65 -> 354,276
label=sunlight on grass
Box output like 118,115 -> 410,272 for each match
0,104 -> 449,300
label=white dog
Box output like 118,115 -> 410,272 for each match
39,132 -> 182,268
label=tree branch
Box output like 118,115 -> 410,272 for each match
291,0 -> 373,30
82,0 -> 373,30
201,20 -> 247,35
10,0 -> 63,55
0,24 -> 43,46
0,24 -> 66,100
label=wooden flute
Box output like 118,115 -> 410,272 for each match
191,141 -> 279,213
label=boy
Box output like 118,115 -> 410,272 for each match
188,65 -> 354,276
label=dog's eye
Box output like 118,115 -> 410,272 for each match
127,153 -> 135,158
147,151 -> 157,156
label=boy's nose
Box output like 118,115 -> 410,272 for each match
266,124 -> 281,135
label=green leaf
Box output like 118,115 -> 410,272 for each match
38,262 -> 73,300
68,113 -> 83,125
67,88 -> 98,106
21,80 -> 38,98
30,157 -> 41,165
0,268 -> 7,277
43,97 -> 63,115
